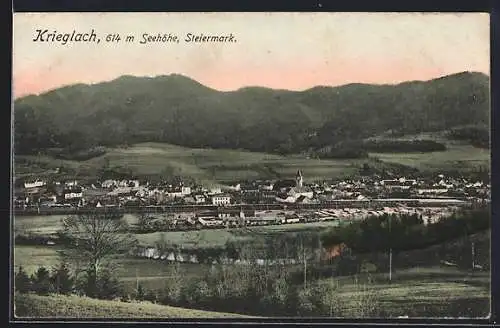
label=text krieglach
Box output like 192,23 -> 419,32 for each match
32,29 -> 99,45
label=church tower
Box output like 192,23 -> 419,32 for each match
296,170 -> 303,188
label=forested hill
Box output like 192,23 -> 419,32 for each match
14,71 -> 489,155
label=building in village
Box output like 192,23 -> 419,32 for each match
194,194 -> 207,204
211,193 -> 232,206
24,179 -> 46,189
276,170 -> 314,203
165,185 -> 191,198
63,186 -> 83,200
381,178 -> 417,191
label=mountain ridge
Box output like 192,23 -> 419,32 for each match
15,71 -> 489,100
14,71 -> 490,156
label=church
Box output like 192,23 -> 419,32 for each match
276,170 -> 314,203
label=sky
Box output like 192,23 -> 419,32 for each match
13,12 -> 490,99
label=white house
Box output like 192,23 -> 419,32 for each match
209,187 -> 222,195
212,194 -> 231,206
194,195 -> 206,204
288,187 -> 314,200
24,179 -> 46,189
165,186 -> 192,198
417,188 -> 448,195
102,180 -> 117,188
227,183 -> 241,191
260,182 -> 274,191
381,178 -> 417,190
64,188 -> 83,200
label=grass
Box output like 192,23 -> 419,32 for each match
15,142 -> 374,185
135,229 -> 250,248
16,141 -> 490,188
368,133 -> 490,173
13,245 -> 211,293
14,215 -> 65,235
14,214 -> 140,235
14,214 -> 344,249
316,266 -> 490,318
14,245 -> 206,278
14,245 -> 62,275
14,293 -> 257,318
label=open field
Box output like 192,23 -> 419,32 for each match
315,266 -> 490,318
16,141 -> 490,187
14,245 -> 211,292
14,214 -> 139,235
15,142 -> 365,184
14,214 -> 344,248
370,144 -> 490,172
14,293 -> 257,318
367,131 -> 490,173
14,215 -> 65,235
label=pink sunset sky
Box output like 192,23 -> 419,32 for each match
13,12 -> 490,99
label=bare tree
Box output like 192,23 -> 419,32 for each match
58,209 -> 138,294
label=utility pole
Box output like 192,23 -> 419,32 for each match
136,268 -> 139,292
301,236 -> 307,288
304,242 -> 307,288
471,241 -> 475,270
389,247 -> 392,282
389,215 -> 392,282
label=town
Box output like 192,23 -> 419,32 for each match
14,169 -> 490,230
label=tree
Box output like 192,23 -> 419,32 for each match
135,283 -> 145,301
51,262 -> 74,295
163,262 -> 184,304
15,266 -> 32,293
31,267 -> 53,295
58,209 -> 137,298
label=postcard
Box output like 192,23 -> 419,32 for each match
11,12 -> 491,321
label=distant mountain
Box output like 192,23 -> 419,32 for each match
14,71 -> 490,156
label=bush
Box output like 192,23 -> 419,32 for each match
15,266 -> 32,293
75,269 -> 123,300
53,146 -> 107,161
97,270 -> 123,300
447,125 -> 490,148
144,289 -> 160,303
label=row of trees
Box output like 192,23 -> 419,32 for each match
362,139 -> 447,153
312,138 -> 448,160
447,125 -> 490,149
15,264 -> 123,300
143,261 -> 379,317
320,205 -> 490,267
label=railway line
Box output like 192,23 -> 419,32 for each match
13,198 -> 476,216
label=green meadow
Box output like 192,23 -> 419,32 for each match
14,293 -> 257,318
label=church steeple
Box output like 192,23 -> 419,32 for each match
296,170 -> 303,188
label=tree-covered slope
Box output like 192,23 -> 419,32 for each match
14,71 -> 489,155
